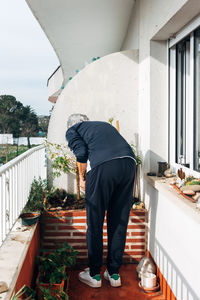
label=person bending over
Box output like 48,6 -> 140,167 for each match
66,117 -> 136,288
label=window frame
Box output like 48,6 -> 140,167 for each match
169,16 -> 200,177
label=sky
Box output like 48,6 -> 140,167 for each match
0,0 -> 59,116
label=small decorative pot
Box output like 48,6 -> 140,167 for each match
141,272 -> 157,288
20,212 -> 40,226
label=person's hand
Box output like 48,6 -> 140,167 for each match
77,162 -> 87,192
80,177 -> 86,191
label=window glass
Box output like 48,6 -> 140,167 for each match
176,37 -> 190,167
194,28 -> 200,171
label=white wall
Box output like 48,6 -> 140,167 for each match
47,50 -> 139,192
121,1 -> 200,299
0,134 -> 13,144
15,137 -> 45,146
146,181 -> 200,300
122,0 -> 192,173
0,135 -> 44,146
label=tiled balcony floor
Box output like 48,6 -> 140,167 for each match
69,265 -> 166,300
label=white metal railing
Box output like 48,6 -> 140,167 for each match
0,145 -> 46,247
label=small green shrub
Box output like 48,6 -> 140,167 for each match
46,141 -> 74,178
37,242 -> 78,284
22,177 -> 47,213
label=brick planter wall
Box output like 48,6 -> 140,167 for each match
40,209 -> 147,263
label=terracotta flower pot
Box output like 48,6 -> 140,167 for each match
36,272 -> 65,299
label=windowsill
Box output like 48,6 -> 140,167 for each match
144,174 -> 200,224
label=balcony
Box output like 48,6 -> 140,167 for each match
0,146 -> 167,299
2,0 -> 200,299
1,143 -> 200,300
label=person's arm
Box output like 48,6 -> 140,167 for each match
66,124 -> 88,163
77,162 -> 87,191
66,124 -> 88,192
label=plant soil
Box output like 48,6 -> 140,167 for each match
48,194 -> 86,210
64,196 -> 85,210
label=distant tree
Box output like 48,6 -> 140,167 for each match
38,115 -> 50,136
0,95 -> 24,136
21,105 -> 39,148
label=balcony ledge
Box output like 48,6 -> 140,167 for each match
0,220 -> 38,300
144,174 -> 200,225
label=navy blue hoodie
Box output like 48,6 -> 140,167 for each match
66,121 -> 136,169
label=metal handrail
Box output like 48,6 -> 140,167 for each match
0,144 -> 44,173
0,145 -> 46,247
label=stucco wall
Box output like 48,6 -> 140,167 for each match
121,1 -> 200,299
146,181 -> 200,300
122,0 -> 190,173
48,50 -> 139,192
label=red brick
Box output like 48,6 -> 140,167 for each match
127,225 -> 146,229
103,238 -> 145,244
43,238 -> 86,243
71,219 -> 87,223
129,218 -> 146,223
131,245 -> 145,250
61,210 -> 86,217
44,232 -> 71,237
42,211 -> 59,217
124,251 -> 145,256
42,210 -> 86,217
126,238 -> 145,243
130,210 -> 146,216
102,232 -> 129,237
41,218 -> 69,224
58,225 -> 86,230
72,232 -> 87,237
72,245 -> 88,250
131,231 -> 145,236
102,245 -> 129,250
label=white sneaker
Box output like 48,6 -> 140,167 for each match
78,268 -> 102,288
104,269 -> 121,287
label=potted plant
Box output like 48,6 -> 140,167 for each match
39,287 -> 68,300
46,141 -> 79,199
10,285 -> 36,300
36,242 -> 77,299
20,177 -> 47,225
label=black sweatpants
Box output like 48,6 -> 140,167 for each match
85,158 -> 136,276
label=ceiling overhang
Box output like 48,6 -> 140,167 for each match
26,0 -> 135,85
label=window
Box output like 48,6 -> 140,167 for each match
194,28 -> 200,171
169,16 -> 200,175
